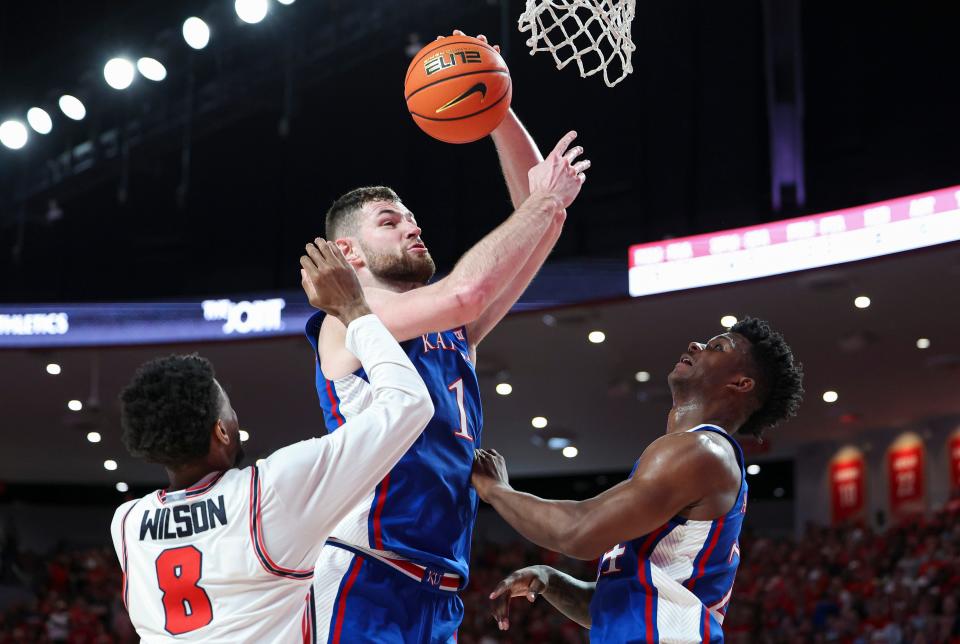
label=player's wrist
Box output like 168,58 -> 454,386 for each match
538,566 -> 557,593
526,191 -> 565,215
334,301 -> 373,327
484,480 -> 513,504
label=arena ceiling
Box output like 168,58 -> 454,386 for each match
2,241 -> 958,485
2,1 -> 960,490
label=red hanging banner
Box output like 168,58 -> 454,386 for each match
888,436 -> 925,520
830,451 -> 865,525
949,431 -> 960,492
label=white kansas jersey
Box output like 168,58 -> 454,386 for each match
110,315 -> 433,643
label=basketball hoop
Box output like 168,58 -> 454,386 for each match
518,0 -> 636,87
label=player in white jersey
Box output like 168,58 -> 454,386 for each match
472,317 -> 804,643
109,240 -> 434,643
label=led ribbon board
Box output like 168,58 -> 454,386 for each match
0,261 -> 628,349
0,298 -> 300,348
628,185 -> 960,297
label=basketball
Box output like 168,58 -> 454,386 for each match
404,35 -> 512,144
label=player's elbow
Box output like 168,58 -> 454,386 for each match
560,524 -> 606,561
450,282 -> 491,322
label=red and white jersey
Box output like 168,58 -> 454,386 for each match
110,315 -> 433,643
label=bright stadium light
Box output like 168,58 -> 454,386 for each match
235,0 -> 269,24
854,296 -> 871,309
116,482 -> 129,493
58,95 -> 86,120
277,0 -> 295,4
588,330 -> 606,344
0,120 -> 28,150
746,464 -> 761,475
822,390 -> 839,403
46,363 -> 62,375
137,57 -> 167,81
916,338 -> 931,349
495,383 -> 512,396
239,429 -> 250,442
721,315 -> 738,328
104,58 -> 135,90
183,17 -> 211,50
27,108 -> 53,134
104,459 -> 118,471
531,416 -> 548,429
562,446 -> 578,458
68,399 -> 83,411
634,371 -> 651,383
86,431 -> 102,443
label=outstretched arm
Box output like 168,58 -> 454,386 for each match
471,433 -> 736,560
305,132 -> 588,345
466,109 -> 586,346
492,108 -> 543,208
259,314 -> 433,569
489,565 -> 595,631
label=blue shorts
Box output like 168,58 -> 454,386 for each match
313,544 -> 463,643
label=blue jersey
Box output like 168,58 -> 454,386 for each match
305,312 -> 482,583
590,425 -> 747,643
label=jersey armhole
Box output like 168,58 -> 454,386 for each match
117,500 -> 139,610
247,465 -> 315,581
304,311 -> 326,360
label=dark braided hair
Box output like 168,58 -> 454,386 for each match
120,354 -> 221,466
730,317 -> 804,438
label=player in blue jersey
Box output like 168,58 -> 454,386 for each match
298,31 -> 590,644
472,317 -> 803,643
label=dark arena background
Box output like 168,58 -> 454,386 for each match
2,1 -> 960,641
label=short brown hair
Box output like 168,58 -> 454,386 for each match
325,186 -> 400,239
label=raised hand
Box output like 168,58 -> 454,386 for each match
527,131 -> 590,209
300,238 -> 371,325
489,566 -> 551,631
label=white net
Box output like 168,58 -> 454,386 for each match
518,0 -> 636,87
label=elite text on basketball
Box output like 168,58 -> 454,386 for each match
424,50 -> 482,76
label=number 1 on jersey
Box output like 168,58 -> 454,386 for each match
448,378 -> 473,442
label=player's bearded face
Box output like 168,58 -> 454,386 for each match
360,239 -> 436,284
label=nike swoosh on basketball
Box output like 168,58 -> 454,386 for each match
435,83 -> 487,114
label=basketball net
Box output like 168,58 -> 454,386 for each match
518,0 -> 636,87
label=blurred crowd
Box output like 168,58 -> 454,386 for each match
0,544 -> 134,643
2,502 -> 960,642
723,503 -> 960,643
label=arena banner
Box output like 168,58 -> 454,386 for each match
950,430 -> 960,492
0,261 -> 625,349
887,433 -> 926,520
628,184 -> 960,297
829,447 -> 866,525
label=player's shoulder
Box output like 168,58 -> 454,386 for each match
641,429 -> 736,475
111,496 -> 145,536
113,497 -> 140,519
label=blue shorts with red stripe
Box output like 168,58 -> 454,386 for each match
315,546 -> 462,644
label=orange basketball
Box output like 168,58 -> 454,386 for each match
404,35 -> 512,144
